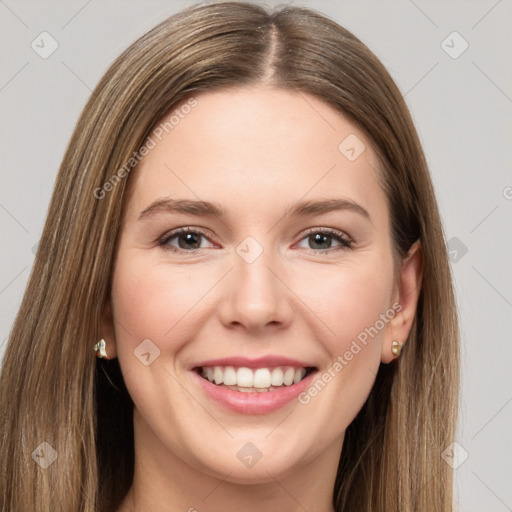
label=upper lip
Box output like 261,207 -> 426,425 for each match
191,355 -> 317,370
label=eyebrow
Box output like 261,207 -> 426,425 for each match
138,197 -> 370,222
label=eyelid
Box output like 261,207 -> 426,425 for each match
294,227 -> 353,251
298,226 -> 351,240
158,226 -> 217,252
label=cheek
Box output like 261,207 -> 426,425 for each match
291,261 -> 394,427
294,258 -> 394,350
110,253 -> 215,362
109,255 -> 212,439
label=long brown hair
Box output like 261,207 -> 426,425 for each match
0,2 -> 459,510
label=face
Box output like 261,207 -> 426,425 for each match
102,86 -> 420,485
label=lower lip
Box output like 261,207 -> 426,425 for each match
192,370 -> 317,415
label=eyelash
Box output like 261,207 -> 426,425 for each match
158,226 -> 353,255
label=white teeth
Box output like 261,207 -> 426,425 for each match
236,367 -> 254,387
294,368 -> 306,384
200,365 -> 311,390
223,366 -> 237,386
283,367 -> 295,386
213,367 -> 223,385
253,368 -> 272,388
271,367 -> 284,386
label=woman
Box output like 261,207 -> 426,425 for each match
0,2 -> 459,511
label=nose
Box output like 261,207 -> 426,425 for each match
217,247 -> 294,334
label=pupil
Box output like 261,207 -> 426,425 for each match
310,233 -> 331,250
179,233 -> 201,249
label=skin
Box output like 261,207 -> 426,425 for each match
101,85 -> 422,512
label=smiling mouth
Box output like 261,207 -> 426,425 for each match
195,365 -> 317,393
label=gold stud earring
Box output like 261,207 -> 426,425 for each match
391,340 -> 403,357
94,339 -> 109,359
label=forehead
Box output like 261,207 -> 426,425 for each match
123,86 -> 386,223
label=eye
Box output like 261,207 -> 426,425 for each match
296,228 -> 353,252
158,227 -> 353,254
159,227 -> 214,253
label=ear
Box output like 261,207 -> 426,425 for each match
99,298 -> 118,359
381,240 -> 423,363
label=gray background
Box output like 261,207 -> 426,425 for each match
1,1 -> 511,510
